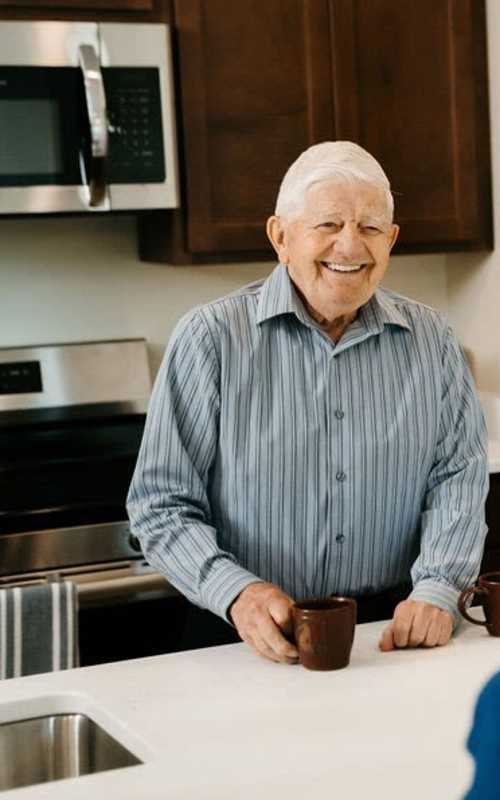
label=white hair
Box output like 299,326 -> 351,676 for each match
275,141 -> 394,221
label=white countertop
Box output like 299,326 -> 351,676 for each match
1,611 -> 500,800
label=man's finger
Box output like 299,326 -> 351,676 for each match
437,614 -> 454,646
253,633 -> 298,664
379,623 -> 395,652
421,613 -> 442,647
407,605 -> 432,647
250,635 -> 283,663
268,597 -> 294,636
392,605 -> 413,648
258,615 -> 298,662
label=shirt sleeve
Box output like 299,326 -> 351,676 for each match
126,309 -> 262,620
409,325 -> 489,624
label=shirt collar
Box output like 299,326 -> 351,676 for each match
256,263 -> 313,327
257,264 -> 410,335
358,288 -> 411,334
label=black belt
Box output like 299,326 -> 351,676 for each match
352,582 -> 411,624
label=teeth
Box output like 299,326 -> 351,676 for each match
321,262 -> 364,273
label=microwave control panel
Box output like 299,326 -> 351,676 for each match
103,68 -> 166,184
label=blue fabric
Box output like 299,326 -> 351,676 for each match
464,671 -> 500,799
127,263 -> 488,621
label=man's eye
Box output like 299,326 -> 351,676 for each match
361,225 -> 381,234
318,222 -> 341,230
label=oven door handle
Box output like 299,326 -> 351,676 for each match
0,571 -> 180,605
76,572 -> 178,605
78,43 -> 109,208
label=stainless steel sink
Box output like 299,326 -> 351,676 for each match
0,713 -> 143,791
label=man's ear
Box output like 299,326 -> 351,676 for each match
388,224 -> 400,251
266,215 -> 288,263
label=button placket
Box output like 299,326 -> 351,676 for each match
332,356 -> 350,566
326,355 -> 347,588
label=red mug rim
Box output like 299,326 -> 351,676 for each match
478,572 -> 500,585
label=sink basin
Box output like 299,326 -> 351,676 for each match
0,713 -> 143,791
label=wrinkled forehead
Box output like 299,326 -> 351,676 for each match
302,179 -> 391,222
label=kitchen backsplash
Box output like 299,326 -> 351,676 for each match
1,215 -> 448,376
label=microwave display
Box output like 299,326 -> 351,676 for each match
0,99 -> 63,176
0,67 -> 164,188
0,68 -> 82,187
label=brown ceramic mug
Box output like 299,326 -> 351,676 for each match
458,573 -> 500,636
292,596 -> 357,671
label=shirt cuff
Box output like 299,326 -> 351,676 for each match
199,558 -> 264,622
408,579 -> 462,627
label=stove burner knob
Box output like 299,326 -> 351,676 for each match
128,532 -> 143,553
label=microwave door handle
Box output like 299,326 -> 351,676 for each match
78,44 -> 108,208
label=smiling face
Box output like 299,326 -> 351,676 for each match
267,180 -> 399,328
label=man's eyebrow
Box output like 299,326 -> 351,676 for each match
360,215 -> 390,226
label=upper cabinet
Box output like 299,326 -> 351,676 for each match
172,0 -> 334,255
329,0 -> 492,254
139,0 -> 493,263
0,0 -> 492,260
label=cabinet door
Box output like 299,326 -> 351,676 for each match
330,0 -> 492,252
173,0 -> 335,254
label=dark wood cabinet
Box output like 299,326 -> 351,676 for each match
0,0 -> 492,261
172,0 -> 333,255
139,0 -> 492,263
330,0 -> 492,255
483,474 -> 500,574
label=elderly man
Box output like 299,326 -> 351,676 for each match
127,141 -> 488,663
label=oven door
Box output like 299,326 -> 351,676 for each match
0,561 -> 188,667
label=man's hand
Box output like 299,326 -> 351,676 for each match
379,599 -> 453,651
229,582 -> 299,664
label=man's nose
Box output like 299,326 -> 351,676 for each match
333,224 -> 367,261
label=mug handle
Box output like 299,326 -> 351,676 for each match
458,586 -> 488,625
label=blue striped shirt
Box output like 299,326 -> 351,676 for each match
127,263 -> 489,623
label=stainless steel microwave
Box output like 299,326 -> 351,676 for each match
0,21 -> 179,213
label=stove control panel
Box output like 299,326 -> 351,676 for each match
0,339 -> 150,414
0,361 -> 42,395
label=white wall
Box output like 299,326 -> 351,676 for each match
0,216 -> 270,373
0,213 -> 448,375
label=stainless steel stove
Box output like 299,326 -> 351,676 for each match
0,339 -> 185,665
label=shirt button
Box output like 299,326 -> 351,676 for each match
336,471 -> 346,482
335,409 -> 344,419
336,534 -> 345,543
